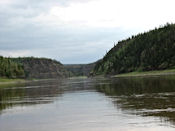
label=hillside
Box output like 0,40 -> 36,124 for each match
65,63 -> 96,76
0,56 -> 70,79
93,23 -> 175,75
11,57 -> 70,79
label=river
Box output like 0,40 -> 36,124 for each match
0,75 -> 175,131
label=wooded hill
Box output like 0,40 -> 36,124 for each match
93,23 -> 175,75
0,57 -> 70,79
64,63 -> 96,76
0,56 -> 25,78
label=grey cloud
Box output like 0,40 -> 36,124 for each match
0,18 -> 135,63
7,0 -> 94,9
0,0 -> 95,30
0,0 -> 139,63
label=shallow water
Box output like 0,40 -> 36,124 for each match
1,76 -> 175,131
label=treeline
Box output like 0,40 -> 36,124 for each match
0,56 -> 25,78
12,57 -> 70,79
64,63 -> 96,76
93,23 -> 175,75
0,56 -> 70,79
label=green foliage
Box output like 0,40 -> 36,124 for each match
65,63 -> 96,76
0,56 -> 25,78
0,56 -> 70,79
93,23 -> 175,75
11,57 -> 70,79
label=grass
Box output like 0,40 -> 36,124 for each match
0,78 -> 26,85
114,68 -> 175,78
0,78 -> 62,89
0,78 -> 26,89
0,78 -> 22,82
69,76 -> 88,79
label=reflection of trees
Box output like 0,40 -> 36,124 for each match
0,78 -> 96,114
96,76 -> 175,125
0,83 -> 25,112
62,78 -> 96,91
0,80 -> 63,113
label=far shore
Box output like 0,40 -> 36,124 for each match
1,68 -> 175,86
0,78 -> 26,85
0,78 -> 62,87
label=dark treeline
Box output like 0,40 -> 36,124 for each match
0,56 -> 25,78
93,23 -> 175,75
64,63 -> 96,76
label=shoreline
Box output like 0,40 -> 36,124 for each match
0,78 -> 26,85
113,69 -> 175,78
0,78 -> 61,86
1,68 -> 175,86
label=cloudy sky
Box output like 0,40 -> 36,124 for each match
0,0 -> 175,64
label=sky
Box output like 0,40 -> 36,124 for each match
0,0 -> 175,64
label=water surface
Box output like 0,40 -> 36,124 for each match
1,76 -> 175,131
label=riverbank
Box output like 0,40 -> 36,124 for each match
0,78 -> 26,86
1,68 -> 175,86
0,78 -> 50,86
113,68 -> 175,78
0,78 -> 66,87
69,76 -> 88,79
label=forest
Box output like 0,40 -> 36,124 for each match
1,23 -> 175,78
93,23 -> 175,75
0,56 -> 25,78
0,57 -> 69,79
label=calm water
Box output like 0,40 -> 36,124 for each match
1,76 -> 175,131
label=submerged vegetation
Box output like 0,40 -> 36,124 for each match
93,23 -> 175,75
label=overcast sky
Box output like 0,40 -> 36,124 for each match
0,0 -> 175,64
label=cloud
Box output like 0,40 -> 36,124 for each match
0,50 -> 31,57
8,0 -> 173,30
0,0 -> 175,63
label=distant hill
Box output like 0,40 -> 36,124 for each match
0,56 -> 70,79
93,23 -> 175,75
65,62 -> 96,76
11,57 -> 70,79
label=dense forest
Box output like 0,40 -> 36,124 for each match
2,24 -> 175,78
0,56 -> 25,78
0,57 -> 70,79
11,57 -> 70,79
93,23 -> 175,75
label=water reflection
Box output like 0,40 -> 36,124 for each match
1,76 -> 175,130
96,76 -> 175,126
0,83 -> 25,112
0,79 -> 64,113
0,78 -> 96,113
